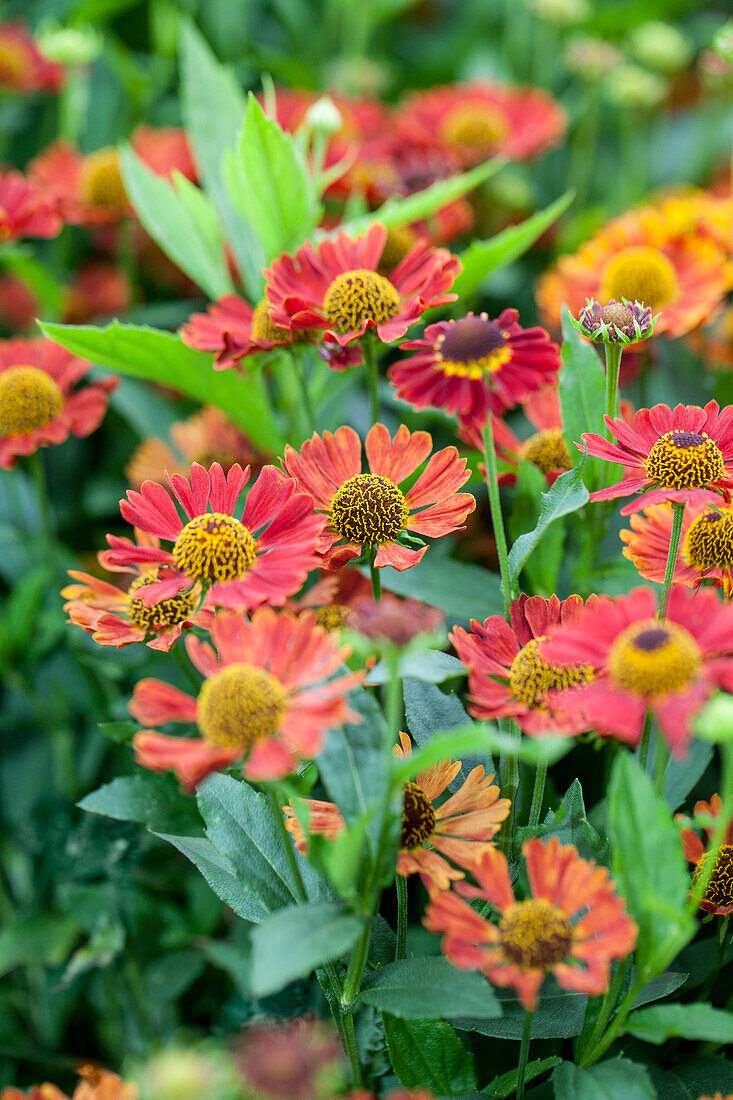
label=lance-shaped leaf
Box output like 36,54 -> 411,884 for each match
507,464 -> 589,590
249,900 -> 365,996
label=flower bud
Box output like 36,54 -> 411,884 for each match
603,62 -> 668,108
573,298 -> 656,347
35,21 -> 102,66
303,95 -> 343,137
627,21 -> 693,75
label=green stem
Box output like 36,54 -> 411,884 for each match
364,340 -> 380,425
516,1010 -> 533,1100
369,553 -> 382,603
173,641 -> 201,692
293,348 -> 317,434
266,785 -> 307,901
28,449 -> 53,544
655,733 -> 669,796
604,343 -> 622,432
659,501 -> 685,619
528,762 -> 547,828
577,956 -> 630,1064
482,415 -> 513,618
580,972 -> 647,1066
638,711 -> 652,771
341,922 -> 372,1009
395,874 -> 408,960
500,717 -> 521,855
340,1012 -> 362,1087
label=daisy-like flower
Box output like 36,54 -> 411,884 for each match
285,731 -> 510,894
574,298 -> 655,348
677,794 -> 733,916
390,310 -> 561,431
394,83 -> 567,169
621,501 -> 733,596
181,294 -> 293,371
582,401 -> 733,515
264,224 -> 460,367
0,22 -> 64,93
0,170 -> 62,241
425,837 -> 637,1010
131,607 -> 362,786
1,1068 -> 138,1100
536,204 -> 733,340
281,423 -> 475,571
452,594 -> 596,735
541,585 -> 733,755
104,461 -> 324,612
235,1016 -> 345,1100
0,337 -> 116,469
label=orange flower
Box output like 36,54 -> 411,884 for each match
688,304 -> 733,371
1,1068 -> 137,1100
677,794 -> 733,916
0,22 -> 64,92
425,838 -> 637,1010
621,500 -> 733,596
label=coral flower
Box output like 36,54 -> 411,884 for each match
425,837 -> 637,1010
451,594 -> 597,736
0,337 -> 116,469
460,385 -> 571,485
395,83 -> 567,168
582,401 -> 733,515
130,607 -> 362,786
621,500 -> 733,596
281,423 -> 475,571
536,204 -> 733,340
63,262 -> 132,324
235,1016 -> 345,1100
0,170 -> 62,241
103,461 -> 324,611
181,294 -> 292,370
542,586 -> 733,756
688,304 -> 733,371
677,794 -> 733,916
0,22 -> 64,92
391,310 -> 561,431
285,731 -> 510,894
264,224 -> 460,366
0,1067 -> 138,1100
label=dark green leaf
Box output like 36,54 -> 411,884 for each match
155,833 -> 268,923
249,900 -> 364,996
317,689 -> 388,838
457,982 -> 586,1040
485,1057 -> 561,1098
201,940 -> 251,998
552,1058 -> 656,1100
373,552 -> 501,624
656,737 -> 714,810
507,465 -> 589,589
393,723 -> 571,785
626,1003 -> 733,1046
0,915 -> 78,978
360,957 -> 501,1020
382,1015 -> 476,1095
97,721 -> 137,743
651,1055 -> 733,1100
403,679 -> 490,789
516,779 -> 608,863
631,970 -> 688,1008
78,773 -> 202,835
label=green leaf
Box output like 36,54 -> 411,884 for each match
403,679 -> 490,788
120,146 -> 234,300
360,957 -> 501,1020
510,461 -> 565,596
559,306 -> 607,491
0,914 -> 79,977
457,982 -> 587,1040
653,735 -> 714,810
224,93 -> 321,262
485,1057 -> 562,1098
39,321 -> 285,453
507,464 -> 589,589
626,1003 -> 733,1046
78,773 -> 202,835
452,190 -> 575,300
367,650 -> 464,685
374,553 -> 502,623
155,833 -> 270,923
97,721 -> 138,743
552,1058 -> 656,1100
650,1054 -> 733,1100
516,779 -> 608,863
696,692 -> 733,744
201,940 -> 252,998
317,689 -> 388,837
393,723 -> 572,785
249,900 -> 364,996
631,969 -> 688,1008
382,1015 -> 476,1095
607,753 -> 695,974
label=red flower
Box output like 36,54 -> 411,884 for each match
460,385 -> 571,485
390,310 -> 560,430
0,170 -> 62,241
0,22 -> 64,93
677,794 -> 733,917
542,586 -> 733,756
180,294 -> 292,370
130,607 -> 362,785
582,401 -> 733,515
621,500 -> 733,597
451,594 -> 597,736
63,262 -> 132,324
103,461 -> 324,611
425,838 -> 636,1010
281,423 -> 475,571
0,337 -> 115,468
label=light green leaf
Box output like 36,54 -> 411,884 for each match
39,320 -> 285,453
553,1058 -> 656,1100
249,900 -> 364,996
382,1015 -> 476,1095
626,1003 -> 733,1046
559,306 -> 606,488
507,464 -> 590,589
366,650 -> 464,686
360,956 -> 501,1020
696,692 -> 733,744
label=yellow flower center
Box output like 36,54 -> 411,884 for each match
323,269 -> 400,334
692,845 -> 733,912
330,473 -> 408,545
601,246 -> 678,311
378,226 -> 418,274
400,781 -> 436,849
521,430 -> 572,475
0,39 -> 29,86
509,636 -> 593,709
608,619 -> 701,695
645,431 -> 726,490
439,103 -> 509,156
173,512 -> 257,583
684,510 -> 733,569
251,299 -> 291,344
499,898 -> 572,969
314,604 -> 357,632
437,316 -> 511,379
0,365 -> 63,436
126,572 -> 197,632
197,663 -> 287,750
80,148 -> 128,209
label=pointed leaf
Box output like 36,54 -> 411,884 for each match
382,1015 -> 476,1095
507,464 -> 589,589
552,1058 -> 656,1100
249,900 -> 364,996
360,956 -> 501,1020
626,1003 -> 733,1046
154,832 -> 270,924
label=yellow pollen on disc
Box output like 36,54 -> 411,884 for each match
80,148 -> 128,209
439,103 -> 509,155
197,663 -> 287,750
330,473 -> 408,545
521,430 -> 573,475
173,512 -> 257,583
0,40 -> 28,85
400,781 -> 436,849
692,845 -> 733,912
251,299 -> 291,344
126,572 -> 197,632
499,898 -> 572,969
314,604 -> 357,632
645,430 -> 725,490
323,269 -> 400,334
684,511 -> 733,569
600,246 -> 678,311
509,636 -> 593,709
0,365 -> 63,436
608,618 -> 701,696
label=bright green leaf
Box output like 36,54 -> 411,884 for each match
360,956 -> 501,1020
507,464 -> 590,589
696,692 -> 733,744
249,901 -> 364,996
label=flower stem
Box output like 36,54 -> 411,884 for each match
528,762 -> 547,828
516,1010 -> 533,1100
659,501 -> 685,619
266,785 -> 307,901
339,1011 -> 363,1088
293,347 -> 317,434
364,340 -> 380,426
482,415 -> 513,619
577,955 -> 631,1066
341,922 -> 372,1009
395,874 -> 408,960
604,343 -> 622,431
638,711 -> 652,771
369,552 -> 382,603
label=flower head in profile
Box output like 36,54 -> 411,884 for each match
1,1067 -> 139,1100
235,1016 -> 345,1100
391,310 -> 560,430
0,337 -> 115,469
181,294 -> 293,371
103,462 -> 323,611
131,608 -> 362,786
582,401 -> 733,515
425,837 -> 637,1010
621,501 -> 733,596
0,22 -> 65,92
451,594 -> 597,736
0,170 -> 62,242
677,794 -> 733,916
542,586 -> 733,756
281,423 -> 475,571
574,298 -> 656,347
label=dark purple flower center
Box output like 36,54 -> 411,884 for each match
440,317 -> 505,363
